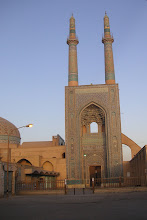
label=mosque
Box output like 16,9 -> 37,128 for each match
0,14 -> 146,194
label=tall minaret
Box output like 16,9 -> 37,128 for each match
102,12 -> 115,84
67,15 -> 79,86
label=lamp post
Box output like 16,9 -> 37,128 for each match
7,124 -> 33,196
84,154 -> 87,182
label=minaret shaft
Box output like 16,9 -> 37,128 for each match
102,13 -> 115,84
67,15 -> 79,86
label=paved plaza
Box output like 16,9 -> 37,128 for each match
0,191 -> 147,220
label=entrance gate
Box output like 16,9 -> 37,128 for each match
89,166 -> 101,186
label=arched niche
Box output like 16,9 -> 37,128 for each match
42,161 -> 54,171
80,103 -> 106,136
17,158 -> 32,166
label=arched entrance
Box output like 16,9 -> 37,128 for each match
89,166 -> 101,186
80,103 -> 106,180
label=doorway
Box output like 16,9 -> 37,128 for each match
89,166 -> 101,186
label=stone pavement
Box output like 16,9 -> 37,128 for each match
0,191 -> 147,220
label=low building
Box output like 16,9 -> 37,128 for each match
0,117 -> 66,188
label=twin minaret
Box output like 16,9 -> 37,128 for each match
102,12 -> 115,84
67,15 -> 79,86
67,13 -> 115,85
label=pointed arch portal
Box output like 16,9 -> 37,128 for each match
81,103 -> 105,136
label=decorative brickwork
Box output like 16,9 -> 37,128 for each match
102,13 -> 115,84
0,117 -> 20,144
65,84 -> 123,180
67,15 -> 79,86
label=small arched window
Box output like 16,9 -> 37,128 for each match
90,122 -> 98,133
62,152 -> 65,158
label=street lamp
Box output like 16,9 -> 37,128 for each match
84,154 -> 87,181
7,124 -> 33,196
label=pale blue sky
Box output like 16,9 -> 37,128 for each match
0,0 -> 147,160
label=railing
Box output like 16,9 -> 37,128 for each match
16,176 -> 147,193
94,176 -> 146,188
16,180 -> 65,192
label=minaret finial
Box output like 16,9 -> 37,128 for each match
102,14 -> 115,84
67,16 -> 79,86
105,11 -> 107,15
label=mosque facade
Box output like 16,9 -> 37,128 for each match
65,14 -> 123,181
0,14 -> 146,196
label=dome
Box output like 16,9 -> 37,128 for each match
0,117 -> 20,144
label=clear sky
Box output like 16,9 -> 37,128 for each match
0,0 -> 147,161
